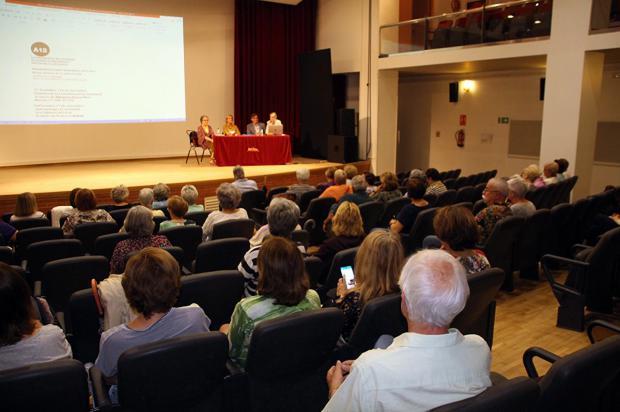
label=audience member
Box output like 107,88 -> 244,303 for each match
287,168 -> 315,202
108,185 -> 130,210
0,221 -> 17,244
222,114 -> 241,136
239,198 -> 301,296
370,172 -> 402,203
428,205 -> 491,274
335,230 -> 403,340
521,164 -> 545,189
152,183 -> 170,209
364,172 -> 378,194
475,178 -> 512,244
50,187 -> 80,227
320,169 -> 353,201
159,195 -> 195,231
0,263 -> 72,371
425,168 -> 447,196
181,184 -> 204,212
543,161 -> 560,185
62,189 -> 115,236
390,178 -> 429,234
315,202 -> 366,281
344,164 -> 358,185
324,175 -> 370,230
409,168 -> 426,181
249,198 -> 302,247
11,192 -> 45,222
138,188 -> 165,218
224,237 -> 319,368
110,206 -> 172,274
202,183 -> 248,241
231,165 -> 258,193
324,249 -> 491,411
507,177 -> 536,218
318,167 -> 337,191
555,158 -> 570,181
96,248 -> 210,401
246,113 -> 265,135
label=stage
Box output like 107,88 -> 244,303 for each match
0,157 -> 370,213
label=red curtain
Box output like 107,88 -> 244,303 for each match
234,0 -> 317,153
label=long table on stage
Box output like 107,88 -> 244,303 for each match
213,134 -> 292,166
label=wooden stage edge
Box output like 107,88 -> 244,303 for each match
0,157 -> 371,213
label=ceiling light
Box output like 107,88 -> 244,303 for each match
534,19 -> 541,24
507,14 -> 514,19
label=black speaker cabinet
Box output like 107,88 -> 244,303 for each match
328,135 -> 358,163
336,108 -> 355,137
449,82 -> 459,103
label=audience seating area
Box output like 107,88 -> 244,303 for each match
1,164 -> 619,412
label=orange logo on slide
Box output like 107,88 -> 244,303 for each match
31,42 -> 50,57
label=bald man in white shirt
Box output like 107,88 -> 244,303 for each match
323,249 -> 491,412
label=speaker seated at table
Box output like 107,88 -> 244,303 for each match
266,112 -> 283,135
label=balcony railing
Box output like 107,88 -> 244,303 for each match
379,0 -> 552,56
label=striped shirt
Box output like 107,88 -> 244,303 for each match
238,242 -> 306,297
228,290 -> 321,368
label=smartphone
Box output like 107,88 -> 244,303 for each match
340,266 -> 356,290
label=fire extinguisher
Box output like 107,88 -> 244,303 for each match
455,129 -> 465,147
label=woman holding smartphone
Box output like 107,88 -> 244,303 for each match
335,230 -> 404,340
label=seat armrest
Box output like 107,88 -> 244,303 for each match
541,254 -> 589,286
89,365 -> 113,409
523,347 -> 561,378
586,319 -> 620,344
303,219 -> 316,231
571,244 -> 591,257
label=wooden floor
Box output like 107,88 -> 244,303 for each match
491,271 -> 590,377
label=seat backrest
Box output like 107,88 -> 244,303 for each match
299,189 -> 322,213
581,227 -> 620,313
304,197 -> 336,245
109,208 -> 130,227
246,308 -> 343,380
322,246 -> 359,292
379,197 -> 410,227
537,335 -> 620,412
184,211 -> 210,227
11,217 -> 51,230
346,294 -> 407,358
406,207 -> 438,254
472,199 -> 487,215
435,189 -> 457,207
73,221 -> 119,254
291,229 -> 310,249
304,255 -> 323,288
41,255 -> 110,313
451,268 -> 504,347
484,216 -> 525,290
239,189 -> 267,214
152,215 -> 167,233
549,202 -> 573,255
267,186 -> 289,203
358,201 -> 384,233
211,218 -> 255,240
26,239 -> 84,282
0,246 -> 12,264
0,359 -> 90,412
93,232 -> 130,261
178,270 -> 245,330
67,288 -> 101,363
193,237 -> 250,273
118,332 -> 229,412
443,178 -> 457,190
456,186 -> 477,204
15,227 -> 64,260
518,209 -> 551,271
431,377 -> 540,412
159,225 -> 203,262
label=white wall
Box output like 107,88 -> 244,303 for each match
0,0 -> 234,166
397,69 -> 620,194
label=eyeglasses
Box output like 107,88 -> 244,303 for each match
483,188 -> 499,194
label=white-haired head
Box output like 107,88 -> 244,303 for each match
296,168 -> 310,183
399,249 -> 469,328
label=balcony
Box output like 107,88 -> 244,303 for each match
379,0 -> 552,56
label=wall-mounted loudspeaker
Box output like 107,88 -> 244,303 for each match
449,82 -> 459,103
539,78 -> 545,101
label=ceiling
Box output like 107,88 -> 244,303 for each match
399,55 -> 547,78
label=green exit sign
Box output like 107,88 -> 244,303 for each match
498,116 -> 510,124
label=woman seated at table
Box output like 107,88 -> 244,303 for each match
197,115 -> 214,151
222,114 -> 240,136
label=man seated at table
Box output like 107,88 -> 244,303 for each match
266,112 -> 283,135
246,113 -> 265,135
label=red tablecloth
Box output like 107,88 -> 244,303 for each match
214,134 -> 292,166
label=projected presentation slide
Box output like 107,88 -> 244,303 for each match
0,0 -> 186,124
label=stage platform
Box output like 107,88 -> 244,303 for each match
0,157 -> 370,213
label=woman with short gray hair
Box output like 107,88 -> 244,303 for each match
201,183 -> 249,241
152,183 -> 170,209
109,206 -> 171,274
109,185 -> 130,210
181,185 -> 203,212
507,177 -> 536,218
138,188 -> 165,217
